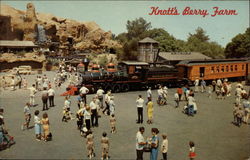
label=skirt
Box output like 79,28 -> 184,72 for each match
35,124 -> 42,135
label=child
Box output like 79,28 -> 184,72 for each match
21,103 -> 31,130
76,107 -> 85,130
189,141 -> 196,160
101,132 -> 109,160
161,134 -> 168,160
34,110 -> 42,141
174,92 -> 179,108
110,114 -> 116,133
208,85 -> 212,98
62,108 -> 70,122
86,130 -> 95,159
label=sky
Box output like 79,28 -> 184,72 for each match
1,1 -> 249,47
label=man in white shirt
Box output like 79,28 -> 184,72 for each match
96,87 -> 105,108
79,85 -> 89,104
136,127 -> 146,160
136,95 -> 144,124
147,87 -> 152,100
109,96 -> 115,116
90,97 -> 98,127
157,86 -> 164,105
187,95 -> 196,116
29,84 -> 37,107
103,91 -> 111,115
48,86 -> 55,107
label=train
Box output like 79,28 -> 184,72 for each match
75,59 -> 250,93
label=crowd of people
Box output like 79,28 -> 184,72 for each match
1,63 -> 250,159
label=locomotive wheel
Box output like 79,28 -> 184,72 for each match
112,84 -> 121,93
121,84 -> 130,92
105,85 -> 112,92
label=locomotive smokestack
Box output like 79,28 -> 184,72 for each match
83,57 -> 90,72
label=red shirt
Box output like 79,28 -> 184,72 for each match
177,88 -> 183,94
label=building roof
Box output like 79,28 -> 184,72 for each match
119,61 -> 149,66
138,37 -> 159,44
0,40 -> 38,48
177,59 -> 247,66
158,52 -> 211,61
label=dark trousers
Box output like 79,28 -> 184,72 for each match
212,85 -> 216,92
49,96 -> 54,107
137,108 -> 143,123
236,117 -> 242,126
81,94 -> 87,104
77,102 -> 80,109
175,100 -> 179,108
98,96 -> 103,108
188,105 -> 194,116
42,98 -> 48,110
103,102 -> 110,115
85,119 -> 91,130
162,152 -> 167,160
91,109 -> 98,126
178,94 -> 182,101
136,149 -> 143,160
18,81 -> 22,89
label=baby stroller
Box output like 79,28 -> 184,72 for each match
183,105 -> 194,116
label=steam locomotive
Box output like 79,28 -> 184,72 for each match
77,61 -> 189,93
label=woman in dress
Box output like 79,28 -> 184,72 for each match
147,97 -> 154,124
101,132 -> 109,160
150,128 -> 159,160
41,112 -> 50,141
34,110 -> 42,141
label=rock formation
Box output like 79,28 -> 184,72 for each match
0,3 -> 121,54
23,3 -> 38,41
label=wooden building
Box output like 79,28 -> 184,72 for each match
158,52 -> 211,66
0,40 -> 38,53
177,59 -> 250,82
138,37 -> 159,63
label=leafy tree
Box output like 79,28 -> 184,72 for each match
225,28 -> 250,58
116,17 -> 151,60
126,17 -> 151,39
186,27 -> 224,58
115,32 -> 128,44
188,27 -> 209,43
141,28 -> 186,52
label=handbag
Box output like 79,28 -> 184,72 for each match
143,143 -> 152,152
